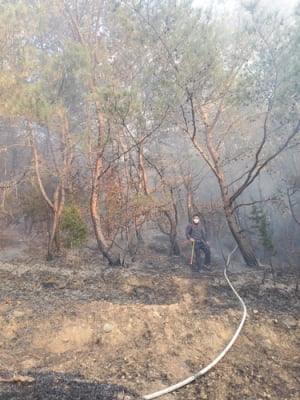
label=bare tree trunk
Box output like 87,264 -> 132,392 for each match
159,208 -> 180,256
183,97 -> 260,267
185,175 -> 194,222
170,229 -> 180,256
28,125 -> 59,261
89,110 -> 120,266
28,115 -> 74,261
46,185 -> 64,261
90,157 -> 120,266
225,206 -> 259,267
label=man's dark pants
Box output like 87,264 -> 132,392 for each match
194,240 -> 211,269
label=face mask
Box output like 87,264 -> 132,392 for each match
193,218 -> 200,224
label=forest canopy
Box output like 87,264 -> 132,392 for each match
0,0 -> 299,267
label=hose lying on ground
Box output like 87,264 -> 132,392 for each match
143,246 -> 247,400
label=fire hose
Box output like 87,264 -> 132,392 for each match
143,246 -> 247,400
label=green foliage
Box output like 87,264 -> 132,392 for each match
249,205 -> 274,251
0,0 -> 298,264
131,194 -> 157,207
60,204 -> 88,249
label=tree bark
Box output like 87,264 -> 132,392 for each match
160,208 -> 180,256
46,185 -> 64,261
185,97 -> 260,267
89,110 -> 120,266
90,156 -> 120,266
224,205 -> 259,267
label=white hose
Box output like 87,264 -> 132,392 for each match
143,246 -> 246,400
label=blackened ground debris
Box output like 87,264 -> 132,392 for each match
0,371 -> 139,400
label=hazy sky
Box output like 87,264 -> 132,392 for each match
192,0 -> 299,15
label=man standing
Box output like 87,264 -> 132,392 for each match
186,214 -> 211,271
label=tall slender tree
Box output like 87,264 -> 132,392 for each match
132,0 -> 300,266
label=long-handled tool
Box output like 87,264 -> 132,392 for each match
190,240 -> 195,265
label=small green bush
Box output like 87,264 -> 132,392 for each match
60,204 -> 88,248
249,205 -> 274,251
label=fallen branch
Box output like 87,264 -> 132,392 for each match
0,374 -> 35,383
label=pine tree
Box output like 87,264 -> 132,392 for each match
249,205 -> 274,252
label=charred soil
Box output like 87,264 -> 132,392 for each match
0,233 -> 299,400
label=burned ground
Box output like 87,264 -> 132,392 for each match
0,232 -> 299,400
